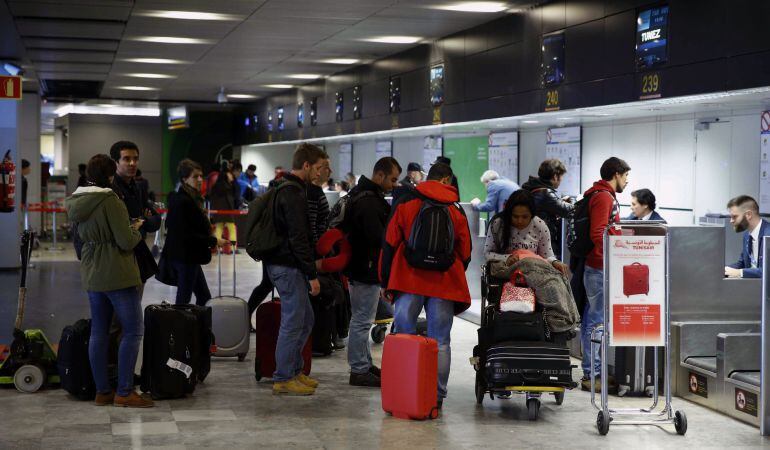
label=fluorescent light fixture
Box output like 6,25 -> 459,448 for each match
130,36 -> 213,44
323,58 -> 359,65
227,94 -> 257,99
263,84 -> 293,89
437,2 -> 508,13
3,62 -> 22,76
54,104 -> 160,117
522,120 -> 539,124
114,86 -> 158,91
122,58 -> 188,64
288,74 -> 321,80
365,36 -> 421,44
125,73 -> 175,79
135,10 -> 241,20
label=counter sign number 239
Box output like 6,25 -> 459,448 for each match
639,72 -> 662,100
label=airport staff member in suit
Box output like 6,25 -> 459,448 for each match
725,195 -> 770,278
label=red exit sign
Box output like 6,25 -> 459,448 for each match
0,76 -> 22,100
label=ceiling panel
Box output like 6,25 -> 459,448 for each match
24,38 -> 120,51
16,19 -> 125,39
27,49 -> 115,63
36,62 -> 111,73
8,1 -> 131,21
37,71 -> 108,81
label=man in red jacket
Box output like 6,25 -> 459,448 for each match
580,157 -> 630,392
380,163 -> 472,408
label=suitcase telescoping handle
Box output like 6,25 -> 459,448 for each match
217,241 -> 238,297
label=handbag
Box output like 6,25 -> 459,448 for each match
134,240 -> 158,283
499,270 -> 536,313
155,252 -> 178,286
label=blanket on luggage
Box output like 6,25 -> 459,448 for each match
489,258 -> 580,332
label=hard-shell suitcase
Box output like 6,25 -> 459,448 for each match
253,298 -> 312,381
206,246 -> 250,361
485,341 -> 574,388
57,319 -> 95,400
612,346 -> 663,397
622,262 -> 649,296
381,334 -> 439,420
140,303 -> 201,399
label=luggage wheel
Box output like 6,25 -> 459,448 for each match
596,410 -> 611,435
674,410 -> 687,436
526,398 -> 540,421
553,391 -> 564,405
474,372 -> 485,405
237,353 -> 246,362
371,324 -> 387,344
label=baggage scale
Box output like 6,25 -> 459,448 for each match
589,221 -> 687,435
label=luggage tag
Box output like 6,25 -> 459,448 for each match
166,358 -> 193,379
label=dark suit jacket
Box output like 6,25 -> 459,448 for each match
624,210 -> 665,222
728,219 -> 770,278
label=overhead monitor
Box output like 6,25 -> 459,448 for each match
310,97 -> 318,126
389,77 -> 401,113
430,64 -> 444,106
353,85 -> 362,120
297,103 -> 304,128
167,106 -> 187,130
277,107 -> 284,131
542,32 -> 565,86
335,92 -> 343,122
636,5 -> 669,69
267,111 -> 273,132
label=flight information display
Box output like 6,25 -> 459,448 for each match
353,85 -> 362,120
310,97 -> 317,126
430,64 -> 444,106
389,77 -> 401,113
636,5 -> 669,69
277,106 -> 284,131
297,103 -> 304,128
542,33 -> 565,86
335,92 -> 343,122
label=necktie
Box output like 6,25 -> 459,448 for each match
749,235 -> 756,267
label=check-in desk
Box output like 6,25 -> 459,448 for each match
667,226 -> 761,415
460,203 -> 486,305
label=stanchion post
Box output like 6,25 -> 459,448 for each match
760,236 -> 770,435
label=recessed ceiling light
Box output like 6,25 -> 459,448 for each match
125,73 -> 175,79
522,120 -> 539,124
115,86 -> 158,91
122,58 -> 188,64
323,58 -> 359,65
365,36 -> 421,44
288,74 -> 320,80
227,94 -> 257,99
130,36 -> 213,44
437,2 -> 508,13
135,10 -> 241,20
264,84 -> 293,89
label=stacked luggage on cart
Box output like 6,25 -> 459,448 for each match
472,264 -> 577,420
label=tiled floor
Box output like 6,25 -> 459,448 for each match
0,243 -> 768,448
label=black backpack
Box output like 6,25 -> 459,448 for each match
566,190 -> 613,258
404,194 -> 459,271
244,180 -> 301,261
327,189 -> 376,232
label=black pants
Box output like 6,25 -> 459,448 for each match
172,261 -> 211,306
248,265 -> 274,316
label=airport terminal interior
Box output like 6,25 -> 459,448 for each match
2,0 -> 770,448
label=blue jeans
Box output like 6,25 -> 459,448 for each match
348,281 -> 380,374
88,286 -> 142,397
172,261 -> 211,306
394,293 -> 454,399
266,265 -> 314,382
581,265 -> 604,377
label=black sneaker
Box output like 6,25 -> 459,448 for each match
349,371 -> 381,387
332,337 -> 346,350
369,365 -> 381,377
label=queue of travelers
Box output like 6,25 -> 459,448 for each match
67,137 -> 707,410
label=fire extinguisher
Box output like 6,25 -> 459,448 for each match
0,149 -> 16,213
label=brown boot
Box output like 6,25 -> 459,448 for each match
94,391 -> 115,406
114,391 -> 154,408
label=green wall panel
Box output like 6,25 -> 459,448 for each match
443,136 -> 488,203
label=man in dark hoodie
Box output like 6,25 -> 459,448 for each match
345,157 -> 401,387
521,159 -> 575,258
578,156 -> 630,392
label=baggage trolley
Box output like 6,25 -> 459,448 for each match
471,264 -> 574,420
589,221 -> 687,435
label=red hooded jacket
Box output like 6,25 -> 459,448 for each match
380,181 -> 472,313
584,180 -> 620,270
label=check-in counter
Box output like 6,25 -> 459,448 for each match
717,332 -> 761,426
698,216 -> 743,266
460,202 -> 486,303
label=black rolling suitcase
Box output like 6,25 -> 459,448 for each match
311,300 -> 335,356
173,304 -> 214,382
58,319 -> 95,400
485,341 -> 574,388
612,347 -> 663,397
140,304 -> 201,399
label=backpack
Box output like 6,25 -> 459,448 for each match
327,190 -> 376,232
244,180 -> 301,261
566,189 -> 613,258
404,193 -> 459,271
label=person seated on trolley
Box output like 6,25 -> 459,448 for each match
625,188 -> 665,222
725,195 -> 770,278
484,189 -> 568,275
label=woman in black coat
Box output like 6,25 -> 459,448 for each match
163,159 -> 226,306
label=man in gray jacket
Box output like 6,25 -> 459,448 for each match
521,159 -> 574,258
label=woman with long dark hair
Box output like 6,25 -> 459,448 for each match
484,189 -> 568,274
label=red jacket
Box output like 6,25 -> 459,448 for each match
380,181 -> 472,313
584,180 -> 620,270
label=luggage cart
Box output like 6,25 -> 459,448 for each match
589,221 -> 687,435
471,264 -> 574,420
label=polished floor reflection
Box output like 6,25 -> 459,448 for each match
0,245 -> 765,449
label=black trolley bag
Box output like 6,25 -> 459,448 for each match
57,319 -> 96,400
140,303 -> 202,399
485,341 -> 574,388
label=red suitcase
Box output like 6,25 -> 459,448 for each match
623,262 -> 649,296
381,334 -> 439,420
253,299 -> 312,381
